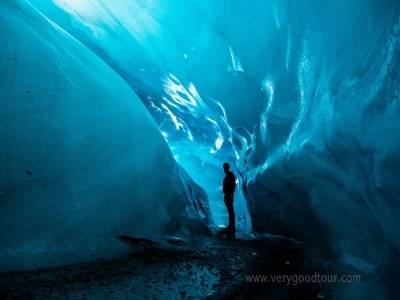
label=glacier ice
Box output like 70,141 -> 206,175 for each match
27,0 -> 254,232
1,1 -> 400,294
0,0 -> 209,271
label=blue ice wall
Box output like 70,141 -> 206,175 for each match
28,0 -> 253,232
0,0 -> 210,271
2,0 -> 400,291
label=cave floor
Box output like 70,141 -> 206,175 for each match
0,233 -> 359,299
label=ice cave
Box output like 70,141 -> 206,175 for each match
0,0 -> 399,299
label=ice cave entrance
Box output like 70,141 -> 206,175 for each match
152,74 -> 252,234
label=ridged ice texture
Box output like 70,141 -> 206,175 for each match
3,0 -> 400,290
29,0 -> 253,232
0,0 -> 209,271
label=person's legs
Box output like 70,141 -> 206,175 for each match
224,195 -> 235,232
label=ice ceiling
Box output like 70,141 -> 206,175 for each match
1,1 -> 400,289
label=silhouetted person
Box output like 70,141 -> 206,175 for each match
223,162 -> 236,234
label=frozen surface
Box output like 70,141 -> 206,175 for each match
26,0 -> 254,232
0,0 -> 208,271
1,1 -> 400,292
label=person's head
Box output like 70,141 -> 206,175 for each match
223,162 -> 230,174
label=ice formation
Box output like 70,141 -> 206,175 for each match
1,1 -> 400,292
0,0 -> 209,270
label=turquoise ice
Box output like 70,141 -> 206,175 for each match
1,2 -> 400,292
